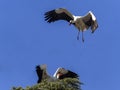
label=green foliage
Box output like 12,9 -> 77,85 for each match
12,78 -> 82,90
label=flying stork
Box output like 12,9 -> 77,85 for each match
44,8 -> 98,42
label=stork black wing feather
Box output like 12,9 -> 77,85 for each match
36,66 -> 43,83
44,9 -> 73,23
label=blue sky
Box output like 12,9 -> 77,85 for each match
0,0 -> 120,90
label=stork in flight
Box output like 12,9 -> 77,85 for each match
44,8 -> 98,42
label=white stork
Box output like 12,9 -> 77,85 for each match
53,67 -> 79,79
44,8 -> 98,42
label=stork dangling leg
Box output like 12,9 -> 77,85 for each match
82,31 -> 84,42
77,31 -> 80,40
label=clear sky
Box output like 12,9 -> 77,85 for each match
0,0 -> 120,90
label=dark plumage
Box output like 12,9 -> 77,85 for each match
36,64 -> 55,83
44,8 -> 73,23
53,68 -> 79,79
58,70 -> 79,79
36,65 -> 43,83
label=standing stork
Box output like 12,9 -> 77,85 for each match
53,67 -> 79,79
44,8 -> 98,42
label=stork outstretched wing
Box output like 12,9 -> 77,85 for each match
82,11 -> 98,33
44,8 -> 74,23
